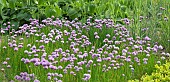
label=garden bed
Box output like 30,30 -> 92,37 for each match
0,0 -> 170,82
0,17 -> 169,82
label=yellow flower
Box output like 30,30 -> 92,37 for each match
129,61 -> 170,82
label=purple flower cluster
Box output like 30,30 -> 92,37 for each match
1,58 -> 11,69
14,72 -> 39,82
82,74 -> 91,81
47,72 -> 63,81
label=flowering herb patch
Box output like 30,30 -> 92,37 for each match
0,16 -> 169,82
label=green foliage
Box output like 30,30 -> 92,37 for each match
129,61 -> 170,82
0,0 -> 34,29
0,0 -> 133,29
1,0 -> 170,52
0,0 -> 62,30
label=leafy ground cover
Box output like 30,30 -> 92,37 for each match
129,60 -> 170,82
0,17 -> 170,82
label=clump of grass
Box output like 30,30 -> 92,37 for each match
0,16 -> 169,82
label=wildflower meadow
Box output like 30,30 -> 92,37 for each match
0,0 -> 170,82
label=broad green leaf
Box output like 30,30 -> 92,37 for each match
0,0 -> 7,7
89,4 -> 96,14
32,12 -> 39,19
2,15 -> 9,20
0,3 -> 3,15
24,14 -> 32,21
67,8 -> 78,19
45,7 -> 51,17
67,8 -> 77,15
17,11 -> 28,20
11,15 -> 17,19
84,4 -> 89,13
8,0 -> 16,8
45,6 -> 57,17
10,20 -> 19,30
55,5 -> 62,17
105,10 -> 110,18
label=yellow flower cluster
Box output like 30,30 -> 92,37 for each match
129,61 -> 170,82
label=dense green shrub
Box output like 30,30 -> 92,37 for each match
0,0 -> 156,29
